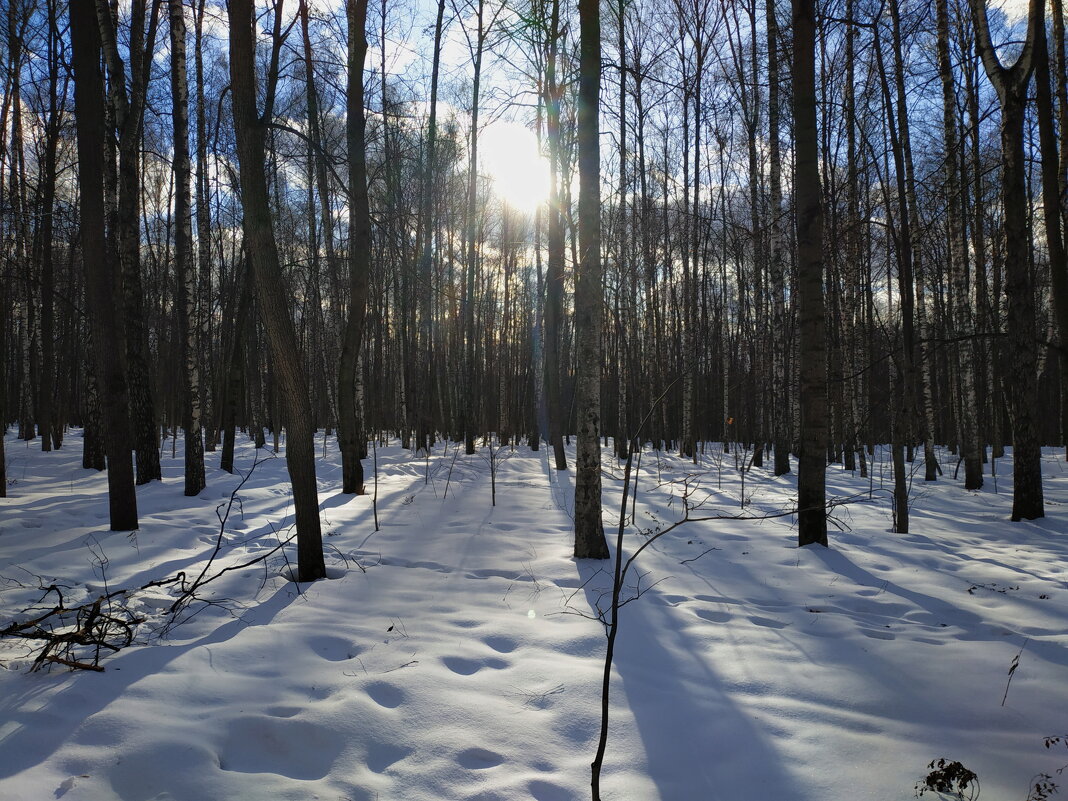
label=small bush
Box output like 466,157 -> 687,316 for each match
916,758 -> 980,801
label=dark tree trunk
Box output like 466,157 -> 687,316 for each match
220,272 -> 250,475
792,0 -> 828,546
1035,23 -> 1068,459
82,360 -> 107,472
95,0 -> 163,484
71,0 -> 138,530
0,224 -> 5,495
971,0 -> 1045,520
35,1 -> 62,453
339,0 -> 371,495
873,9 -> 914,532
228,0 -> 326,581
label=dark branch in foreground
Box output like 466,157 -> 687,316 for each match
0,455 -> 322,672
0,574 -> 184,672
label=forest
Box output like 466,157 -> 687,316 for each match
1,0 -> 1068,799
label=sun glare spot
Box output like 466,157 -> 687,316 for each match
479,120 -> 549,214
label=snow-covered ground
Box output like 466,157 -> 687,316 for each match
1,430 -> 1066,801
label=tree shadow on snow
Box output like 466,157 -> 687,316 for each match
0,577 -> 300,780
575,558 -> 808,801
805,545 -> 1068,672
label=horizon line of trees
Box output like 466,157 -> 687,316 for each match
2,0 -> 1067,576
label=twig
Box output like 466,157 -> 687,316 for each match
680,546 -> 722,565
1002,639 -> 1029,706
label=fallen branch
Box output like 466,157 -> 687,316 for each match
0,574 -> 184,672
0,453 -> 300,671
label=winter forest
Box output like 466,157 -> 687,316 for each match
2,0 -> 1068,798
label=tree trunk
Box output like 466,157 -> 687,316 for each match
35,2 -> 62,453
9,0 -> 34,445
169,0 -> 205,496
194,0 -> 215,451
0,197 -> 5,492
971,0 -> 1044,520
462,0 -> 488,457
83,357 -> 107,472
937,0 -> 982,489
768,0 -> 790,476
574,0 -> 609,560
873,4 -> 915,532
220,269 -> 250,475
792,0 -> 828,546
228,0 -> 326,580
1035,22 -> 1068,460
71,0 -> 138,530
95,0 -> 163,485
544,0 -> 567,471
413,0 -> 447,456
339,0 -> 371,495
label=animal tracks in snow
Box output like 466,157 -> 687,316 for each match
747,615 -> 788,629
859,627 -> 896,640
441,655 -> 509,675
7,437 -> 1068,801
456,747 -> 504,769
693,608 -> 732,623
217,716 -> 343,780
308,634 -> 357,662
529,779 -> 571,801
264,705 -> 301,718
449,618 -> 482,629
482,634 -> 518,653
663,589 -> 953,643
366,743 -> 414,774
365,681 -> 405,709
378,557 -> 532,585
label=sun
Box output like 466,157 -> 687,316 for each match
479,120 -> 550,214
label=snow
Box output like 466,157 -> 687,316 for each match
1,431 -> 1067,801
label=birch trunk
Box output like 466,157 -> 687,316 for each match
463,0 -> 486,456
768,0 -> 790,476
544,0 -> 567,471
194,0 -> 214,451
938,0 -> 982,489
574,0 -> 609,559
169,0 -> 205,496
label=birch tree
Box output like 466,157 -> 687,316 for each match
169,0 -> 205,496
574,0 -> 609,559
